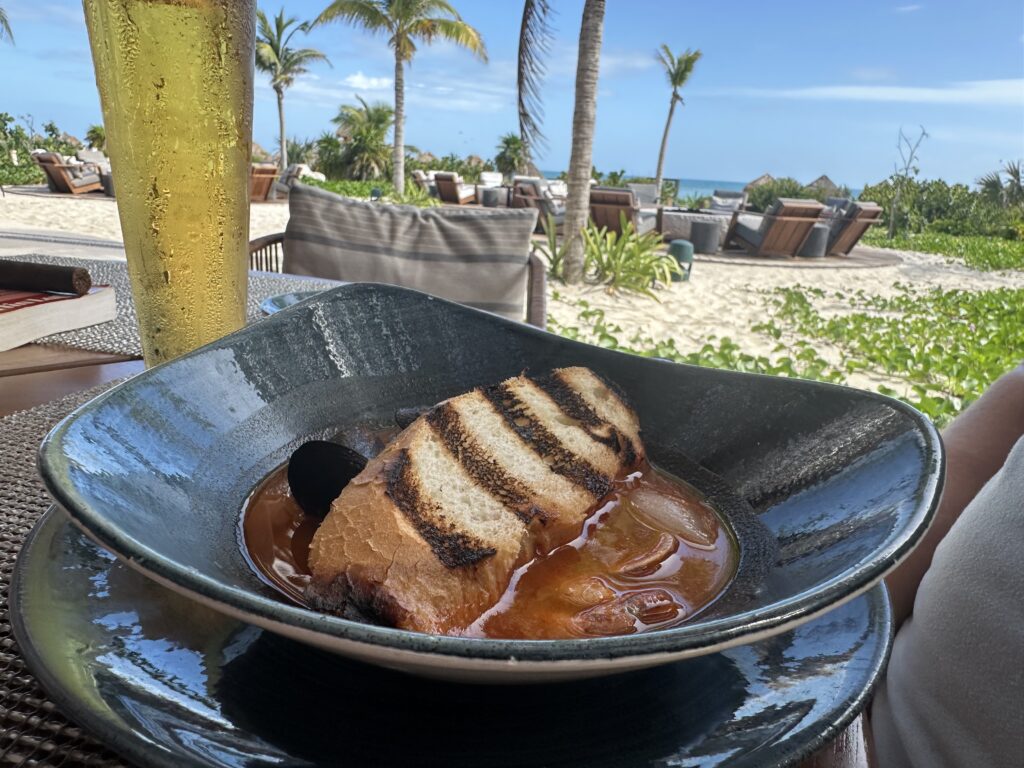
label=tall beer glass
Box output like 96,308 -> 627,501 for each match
83,0 -> 255,366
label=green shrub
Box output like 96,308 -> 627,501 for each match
746,177 -> 820,212
0,113 -> 79,185
761,284 -> 1024,424
858,175 -> 1022,239
405,152 -> 495,183
533,214 -> 569,280
861,229 -> 1024,271
582,216 -> 680,297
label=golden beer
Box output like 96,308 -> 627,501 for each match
83,0 -> 255,366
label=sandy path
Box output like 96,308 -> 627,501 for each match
0,188 -> 290,241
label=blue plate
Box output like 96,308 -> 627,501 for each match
37,283 -> 941,681
259,289 -> 323,315
11,507 -> 893,768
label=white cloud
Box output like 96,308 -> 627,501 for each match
342,72 -> 393,90
894,4 -> 923,12
712,79 -> 1023,107
601,52 -> 657,77
267,60 -> 516,114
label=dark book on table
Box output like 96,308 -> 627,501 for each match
0,286 -> 116,351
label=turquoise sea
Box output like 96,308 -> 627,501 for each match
540,173 -> 861,199
541,172 -> 745,198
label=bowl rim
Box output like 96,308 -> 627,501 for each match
38,282 -> 943,662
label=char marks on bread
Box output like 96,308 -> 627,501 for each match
306,367 -> 644,634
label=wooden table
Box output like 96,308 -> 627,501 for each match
0,341 -> 874,768
0,343 -> 144,417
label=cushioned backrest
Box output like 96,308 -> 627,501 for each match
76,149 -> 107,165
283,183 -> 538,320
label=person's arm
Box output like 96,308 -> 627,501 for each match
885,363 -> 1024,628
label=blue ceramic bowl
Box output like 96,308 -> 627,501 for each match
39,284 -> 942,681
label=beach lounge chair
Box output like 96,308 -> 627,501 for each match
707,190 -> 747,214
825,200 -> 884,256
723,198 -> 825,257
589,187 -> 657,236
478,171 -> 503,188
434,172 -> 476,205
411,169 -> 437,196
250,183 -> 546,327
32,152 -> 103,195
627,183 -> 659,207
75,149 -> 110,171
511,178 -> 564,234
250,163 -> 279,202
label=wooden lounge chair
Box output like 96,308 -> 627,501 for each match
589,187 -> 656,236
723,198 -> 825,257
434,172 -> 476,205
249,163 -> 279,202
32,152 -> 103,195
411,169 -> 435,196
826,201 -> 883,256
512,178 -> 564,234
249,183 -> 547,328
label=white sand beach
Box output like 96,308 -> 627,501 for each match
3,186 -> 1021,397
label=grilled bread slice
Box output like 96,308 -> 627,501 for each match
306,367 -> 644,634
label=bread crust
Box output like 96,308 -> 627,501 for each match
306,367 -> 643,634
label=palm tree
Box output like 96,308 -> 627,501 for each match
316,0 -> 486,195
653,45 -> 701,204
978,160 -> 1024,209
256,8 -> 329,171
561,0 -> 605,284
517,0 -> 552,173
0,7 -> 13,44
332,96 -> 394,180
85,124 -> 106,151
494,133 -> 527,179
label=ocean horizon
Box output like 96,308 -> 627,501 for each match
540,172 -> 861,199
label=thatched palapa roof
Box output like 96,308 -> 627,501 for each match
805,174 -> 839,193
744,173 -> 774,191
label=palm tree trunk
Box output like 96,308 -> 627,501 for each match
562,0 -> 605,285
654,95 -> 676,204
276,86 -> 288,171
393,54 -> 405,195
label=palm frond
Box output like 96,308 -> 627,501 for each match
315,0 -> 391,32
0,8 -> 12,43
518,0 -> 553,159
413,17 -> 486,59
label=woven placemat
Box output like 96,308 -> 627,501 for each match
0,255 -> 339,357
0,383 -> 128,767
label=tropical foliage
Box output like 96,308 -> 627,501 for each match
757,284 -> 1024,425
1,6 -> 13,44
332,97 -> 394,180
256,8 -> 329,170
316,0 -> 486,194
84,124 -> 106,151
859,175 -> 1024,241
537,216 -> 679,296
0,114 -> 78,185
861,230 -> 1024,272
286,136 -> 316,165
978,160 -> 1024,209
653,45 -> 701,203
582,217 -> 680,296
494,132 -> 528,178
405,151 -> 495,182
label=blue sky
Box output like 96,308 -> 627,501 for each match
2,0 -> 1022,187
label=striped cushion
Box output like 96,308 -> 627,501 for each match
283,183 -> 539,320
